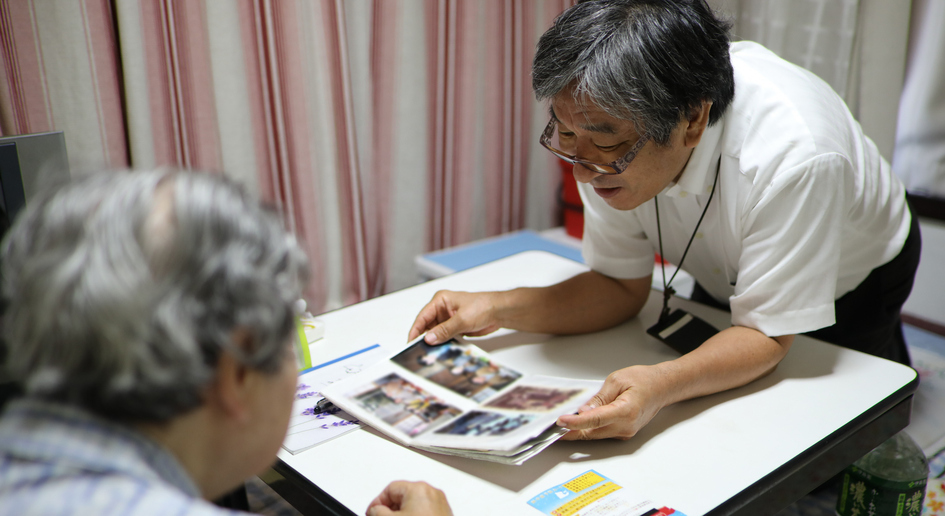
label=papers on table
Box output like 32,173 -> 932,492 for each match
320,336 -> 602,465
282,344 -> 389,455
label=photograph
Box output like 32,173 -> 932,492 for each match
484,385 -> 587,412
433,410 -> 537,437
348,373 -> 461,437
391,339 -> 522,402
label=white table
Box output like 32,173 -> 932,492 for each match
269,251 -> 918,516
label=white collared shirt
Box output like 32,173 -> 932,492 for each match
579,41 -> 911,337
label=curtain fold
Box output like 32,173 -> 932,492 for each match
711,0 -> 859,97
423,0 -> 572,246
893,0 -> 945,197
0,0 -> 127,168
708,0 -> 911,160
0,0 -> 565,312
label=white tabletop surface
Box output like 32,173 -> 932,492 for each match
277,251 -> 917,516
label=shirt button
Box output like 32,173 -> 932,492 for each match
712,268 -> 721,275
679,191 -> 688,198
695,232 -> 704,239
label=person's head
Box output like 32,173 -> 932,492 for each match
1,169 -> 308,497
533,0 -> 733,210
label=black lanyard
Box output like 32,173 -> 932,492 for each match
654,158 -> 721,321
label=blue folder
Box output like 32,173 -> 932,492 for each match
415,229 -> 584,279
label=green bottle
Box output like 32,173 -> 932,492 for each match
836,431 -> 928,516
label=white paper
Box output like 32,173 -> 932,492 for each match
281,344 -> 389,454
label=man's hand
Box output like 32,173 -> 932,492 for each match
366,481 -> 453,516
408,290 -> 503,345
407,273 -> 651,345
557,328 -> 794,440
556,365 -> 667,441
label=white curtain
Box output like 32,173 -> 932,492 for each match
893,0 -> 945,197
708,0 -> 911,161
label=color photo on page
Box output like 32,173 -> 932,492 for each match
347,372 -> 460,437
433,410 -> 538,437
317,335 -> 605,462
391,339 -> 522,402
484,385 -> 586,412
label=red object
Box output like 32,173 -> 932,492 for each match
559,161 -> 584,239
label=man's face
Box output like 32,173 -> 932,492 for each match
550,93 -> 696,211
242,342 -> 298,475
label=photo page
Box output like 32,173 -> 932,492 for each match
319,336 -> 602,461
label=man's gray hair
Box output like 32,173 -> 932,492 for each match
1,170 -> 309,422
533,0 -> 735,145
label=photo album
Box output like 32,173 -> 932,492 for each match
319,336 -> 603,465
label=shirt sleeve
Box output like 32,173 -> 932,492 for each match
577,182 -> 656,280
730,153 -> 849,336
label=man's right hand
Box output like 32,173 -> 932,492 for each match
407,290 -> 503,345
407,273 -> 650,345
366,481 -> 453,516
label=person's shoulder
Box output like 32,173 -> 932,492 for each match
0,468 -> 235,516
723,41 -> 859,176
728,40 -> 852,134
729,40 -> 809,76
729,40 -> 772,58
129,484 -> 248,516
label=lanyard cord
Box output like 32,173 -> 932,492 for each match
655,159 -> 721,321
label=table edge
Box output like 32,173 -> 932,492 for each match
706,373 -> 919,515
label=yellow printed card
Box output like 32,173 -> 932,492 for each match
527,470 -> 685,516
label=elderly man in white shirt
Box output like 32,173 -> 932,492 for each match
408,0 -> 919,442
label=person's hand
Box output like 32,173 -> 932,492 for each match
408,290 -> 502,345
556,365 -> 667,440
366,481 -> 453,516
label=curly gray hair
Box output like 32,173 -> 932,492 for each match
1,170 -> 309,422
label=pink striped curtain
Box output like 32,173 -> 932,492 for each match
0,0 -> 127,168
0,0 -> 572,312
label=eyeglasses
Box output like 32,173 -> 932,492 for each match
539,117 -> 649,175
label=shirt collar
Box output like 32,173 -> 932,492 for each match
662,121 -> 723,198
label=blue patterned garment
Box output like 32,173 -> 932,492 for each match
0,399 -> 245,516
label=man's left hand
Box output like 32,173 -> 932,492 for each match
556,365 -> 667,440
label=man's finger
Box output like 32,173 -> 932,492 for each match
367,506 -> 394,516
462,325 -> 498,338
577,378 -> 626,413
372,481 -> 409,509
408,301 -> 442,341
407,324 -> 424,342
427,319 -> 460,345
559,427 -> 599,441
558,425 -> 628,441
556,402 -> 626,431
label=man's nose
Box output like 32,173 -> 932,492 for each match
569,138 -> 597,162
564,141 -> 602,183
572,162 -> 600,184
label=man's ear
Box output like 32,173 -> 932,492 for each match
683,101 -> 713,148
206,328 -> 255,424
